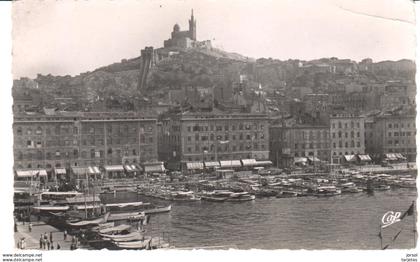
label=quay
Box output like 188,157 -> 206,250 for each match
14,220 -> 83,250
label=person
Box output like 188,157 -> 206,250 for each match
20,238 -> 26,250
56,243 -> 60,250
47,240 -> 50,250
28,223 -> 32,232
14,223 -> 17,232
63,230 -> 67,241
49,232 -> 53,242
39,236 -> 43,249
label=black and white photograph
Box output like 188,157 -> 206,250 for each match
1,0 -> 419,259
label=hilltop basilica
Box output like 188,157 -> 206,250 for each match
163,9 -> 211,49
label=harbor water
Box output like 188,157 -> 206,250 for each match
101,189 -> 417,250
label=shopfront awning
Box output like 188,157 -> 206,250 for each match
204,161 -> 220,168
144,163 -> 165,173
294,157 -> 308,164
104,165 -> 124,172
344,155 -> 357,162
124,165 -> 141,172
72,166 -> 101,175
16,169 -> 47,178
395,153 -> 407,160
358,155 -> 372,161
54,168 -> 67,175
241,159 -> 257,167
385,153 -> 398,161
186,162 -> 204,170
219,160 -> 242,168
307,156 -> 321,162
255,160 -> 273,166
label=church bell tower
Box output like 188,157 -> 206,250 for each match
189,9 -> 196,41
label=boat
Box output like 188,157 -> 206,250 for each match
67,212 -> 110,227
143,205 -> 171,214
315,186 -> 341,197
276,191 -> 299,198
226,192 -> 255,202
108,211 -> 146,222
99,224 -> 131,234
113,237 -> 169,250
374,185 -> 391,191
340,182 -> 363,193
170,191 -> 201,201
91,222 -> 115,232
101,231 -> 144,242
199,191 -> 231,202
253,188 -> 278,197
32,205 -> 70,212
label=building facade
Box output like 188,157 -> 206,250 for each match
269,124 -> 330,168
158,111 -> 270,167
13,112 -> 158,173
330,115 -> 365,164
371,114 -> 416,162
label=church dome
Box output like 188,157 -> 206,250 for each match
173,24 -> 180,32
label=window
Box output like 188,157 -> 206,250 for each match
332,133 -> 335,138
16,127 -> 22,135
27,140 -> 33,148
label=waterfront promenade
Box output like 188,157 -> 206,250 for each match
14,221 -> 72,250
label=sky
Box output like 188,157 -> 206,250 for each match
12,0 -> 416,78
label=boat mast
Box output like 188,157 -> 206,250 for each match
84,171 -> 88,219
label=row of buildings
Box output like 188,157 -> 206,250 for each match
269,110 -> 416,168
13,106 -> 416,178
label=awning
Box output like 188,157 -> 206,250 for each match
124,165 -> 140,172
385,153 -> 398,161
241,159 -> 257,167
294,157 -> 308,163
204,161 -> 220,168
358,155 -> 372,161
104,165 -> 124,172
54,168 -> 66,175
344,155 -> 357,162
307,156 -> 321,162
72,166 -> 101,175
219,160 -> 242,168
186,162 -> 204,170
255,160 -> 273,166
16,169 -> 47,178
144,164 -> 165,173
395,153 -> 407,160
